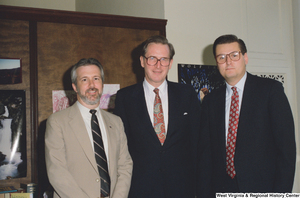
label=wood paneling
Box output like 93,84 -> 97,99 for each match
0,5 -> 166,195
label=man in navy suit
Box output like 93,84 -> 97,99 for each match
114,35 -> 210,197
201,34 -> 296,194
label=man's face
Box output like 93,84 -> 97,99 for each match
72,65 -> 103,109
140,43 -> 173,87
215,42 -> 248,86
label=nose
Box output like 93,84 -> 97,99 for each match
89,79 -> 95,88
226,54 -> 232,64
155,60 -> 162,68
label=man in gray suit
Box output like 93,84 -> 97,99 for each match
45,58 -> 133,198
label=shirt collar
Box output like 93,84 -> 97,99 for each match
76,101 -> 101,117
143,78 -> 168,94
226,72 -> 247,93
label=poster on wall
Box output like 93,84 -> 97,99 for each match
0,90 -> 27,180
0,58 -> 22,85
178,64 -> 225,102
52,84 -> 120,113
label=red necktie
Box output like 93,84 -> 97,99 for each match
226,87 -> 239,179
153,88 -> 166,145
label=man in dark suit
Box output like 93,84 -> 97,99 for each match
201,34 -> 296,194
114,35 -> 209,197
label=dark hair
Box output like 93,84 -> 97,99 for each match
71,58 -> 104,86
141,35 -> 175,59
213,34 -> 247,57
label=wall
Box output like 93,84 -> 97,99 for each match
0,0 -> 75,10
75,0 -> 164,19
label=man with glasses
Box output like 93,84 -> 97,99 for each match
201,34 -> 296,194
114,35 -> 210,197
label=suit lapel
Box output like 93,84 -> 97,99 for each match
215,86 -> 227,161
166,82 -> 179,145
132,83 -> 163,146
68,104 -> 98,173
100,110 -> 116,177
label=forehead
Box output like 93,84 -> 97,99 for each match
76,65 -> 101,76
216,42 -> 240,55
146,43 -> 170,57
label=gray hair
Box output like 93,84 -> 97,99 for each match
71,58 -> 104,87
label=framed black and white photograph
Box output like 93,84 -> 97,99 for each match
0,90 -> 27,180
0,58 -> 22,85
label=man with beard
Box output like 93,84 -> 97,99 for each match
45,58 -> 133,198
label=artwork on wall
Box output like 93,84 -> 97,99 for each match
0,58 -> 22,85
178,64 -> 225,102
52,84 -> 120,113
0,90 -> 27,180
178,64 -> 287,102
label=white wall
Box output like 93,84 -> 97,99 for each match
75,0 -> 164,19
0,0 -> 75,11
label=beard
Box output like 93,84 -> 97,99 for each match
77,87 -> 101,106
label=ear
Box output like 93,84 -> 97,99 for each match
140,56 -> 145,68
168,59 -> 173,70
243,52 -> 248,65
72,83 -> 77,93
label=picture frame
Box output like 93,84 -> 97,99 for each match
0,58 -> 22,85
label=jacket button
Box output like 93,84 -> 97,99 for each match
96,178 -> 100,182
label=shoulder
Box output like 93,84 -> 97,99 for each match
168,81 -> 195,93
48,104 -> 77,120
101,109 -> 120,120
116,83 -> 142,96
246,73 -> 283,90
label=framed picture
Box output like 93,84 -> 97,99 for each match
0,58 -> 22,85
178,64 -> 225,102
0,90 -> 27,180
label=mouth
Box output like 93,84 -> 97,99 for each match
86,88 -> 98,95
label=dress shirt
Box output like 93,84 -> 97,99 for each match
76,101 -> 110,167
225,72 -> 247,142
143,79 -> 169,133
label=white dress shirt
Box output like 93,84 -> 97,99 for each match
76,101 -> 110,166
225,72 -> 247,142
143,79 -> 169,134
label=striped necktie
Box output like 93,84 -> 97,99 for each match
90,109 -> 110,197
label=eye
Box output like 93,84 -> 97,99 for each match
149,56 -> 156,60
232,52 -> 239,57
218,55 -> 225,60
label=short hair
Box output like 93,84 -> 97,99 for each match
141,35 -> 175,59
213,34 -> 247,57
71,58 -> 104,87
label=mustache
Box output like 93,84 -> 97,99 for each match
86,88 -> 99,93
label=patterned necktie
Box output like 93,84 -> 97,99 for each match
226,87 -> 239,179
90,109 -> 110,197
153,88 -> 166,145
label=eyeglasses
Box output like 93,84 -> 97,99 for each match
143,56 -> 171,67
215,51 -> 241,64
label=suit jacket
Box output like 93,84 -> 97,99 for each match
45,103 -> 133,198
201,73 -> 296,193
114,81 -> 209,198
